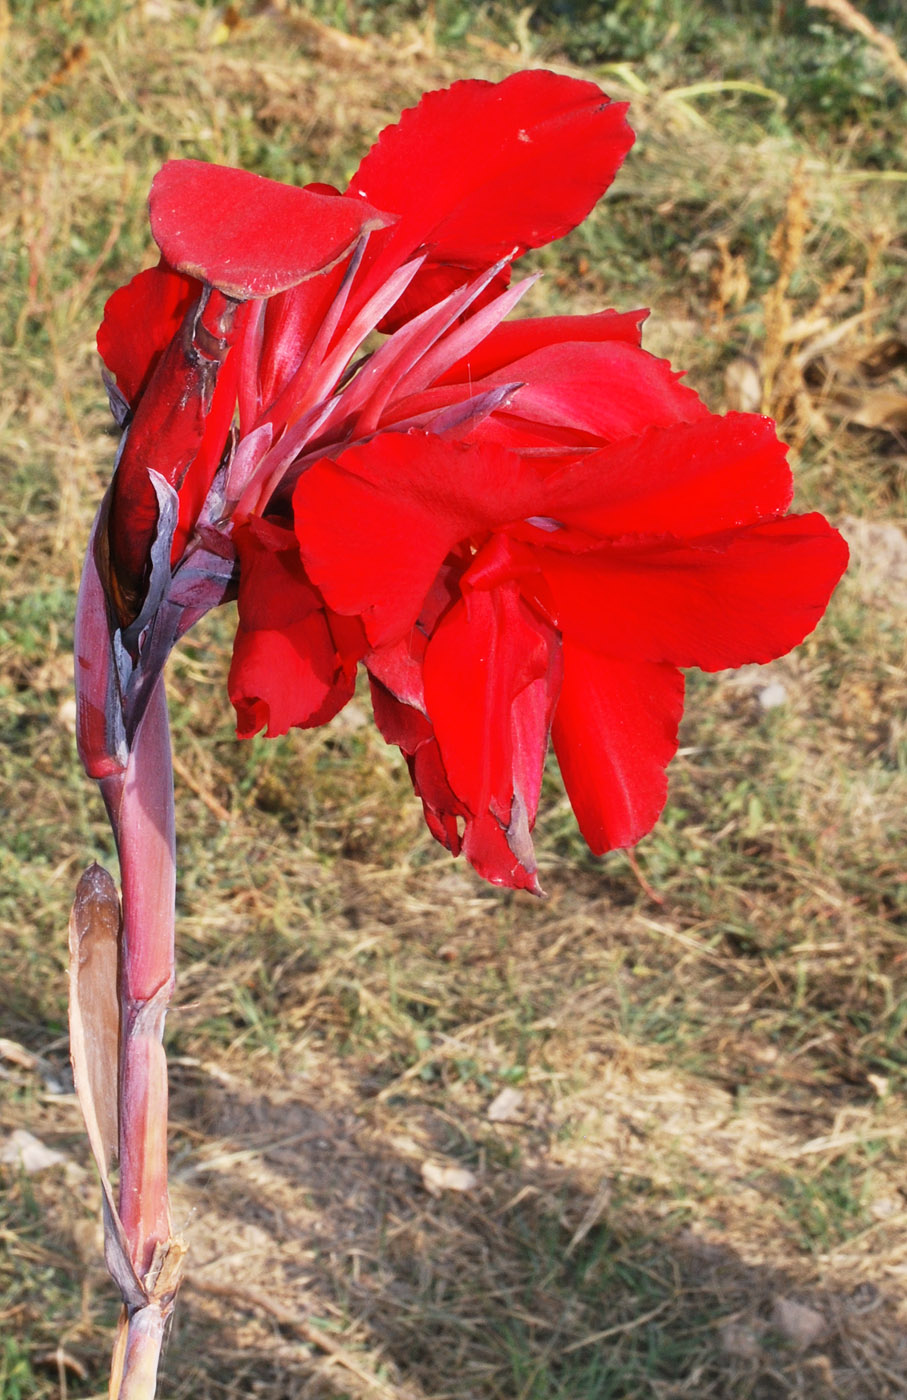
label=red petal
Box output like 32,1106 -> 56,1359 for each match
172,316 -> 250,559
368,580 -> 560,889
368,676 -> 465,855
234,518 -> 321,631
439,308 -> 647,385
97,260 -> 199,406
461,812 -> 540,893
257,264 -> 347,412
422,588 -> 557,891
369,674 -> 433,751
347,70 -> 634,325
229,517 -> 362,737
542,413 -> 794,539
364,560 -> 462,712
424,589 -> 548,813
412,741 -> 466,855
552,646 -> 684,852
293,433 -> 543,646
536,513 -> 849,670
473,340 -> 707,443
228,612 -> 355,738
149,161 -> 393,299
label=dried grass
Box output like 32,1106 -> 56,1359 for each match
1,3 -> 906,1398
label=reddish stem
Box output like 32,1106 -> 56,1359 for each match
101,676 -> 175,1276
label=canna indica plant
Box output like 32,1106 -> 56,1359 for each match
71,70 -> 848,1397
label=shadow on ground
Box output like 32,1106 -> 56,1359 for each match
140,1065 -> 906,1400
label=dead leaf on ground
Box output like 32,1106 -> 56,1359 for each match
421,1160 -> 479,1197
0,1128 -> 68,1174
846,387 -> 907,433
487,1086 -> 524,1123
719,1319 -> 762,1359
771,1296 -> 829,1349
724,357 -> 762,413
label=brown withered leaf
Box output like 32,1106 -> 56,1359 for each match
856,335 -> 907,380
799,329 -> 907,436
69,863 -> 121,1168
724,357 -> 762,413
847,388 -> 907,433
69,866 -> 146,1310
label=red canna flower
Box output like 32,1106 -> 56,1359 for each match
87,68 -> 847,896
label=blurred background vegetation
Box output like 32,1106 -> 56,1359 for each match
1,1 -> 906,1396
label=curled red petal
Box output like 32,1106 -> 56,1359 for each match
234,518 -> 321,632
149,160 -> 393,299
348,69 -> 634,325
368,675 -> 465,856
369,674 -> 433,751
422,588 -> 557,891
229,612 -> 355,739
552,646 -> 685,853
423,589 -> 546,816
229,518 -> 363,737
97,260 -> 200,407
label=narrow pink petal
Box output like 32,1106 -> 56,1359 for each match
390,273 -> 539,403
259,254 -> 427,446
338,256 -> 517,436
552,646 -> 685,852
224,422 -> 274,508
237,297 -> 267,435
257,262 -> 348,413
377,381 -> 521,438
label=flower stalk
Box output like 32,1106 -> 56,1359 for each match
72,511 -> 184,1395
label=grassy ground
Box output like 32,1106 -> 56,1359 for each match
2,1 -> 907,1396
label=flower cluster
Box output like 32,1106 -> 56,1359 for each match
92,69 -> 848,892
